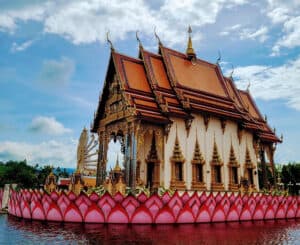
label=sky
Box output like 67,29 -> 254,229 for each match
0,0 -> 300,169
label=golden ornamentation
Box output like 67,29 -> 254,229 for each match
186,26 -> 196,60
185,117 -> 193,136
203,114 -> 210,131
227,144 -> 240,191
210,138 -> 224,191
77,127 -> 98,176
191,136 -> 206,191
220,118 -> 227,134
237,124 -> 243,144
170,126 -> 186,190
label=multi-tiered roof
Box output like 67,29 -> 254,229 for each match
92,30 -> 280,143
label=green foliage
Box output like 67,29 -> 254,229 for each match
134,186 -> 150,196
158,186 -> 175,196
0,160 -> 38,188
277,162 -> 300,195
86,185 -> 106,196
55,167 -> 69,178
0,160 -> 70,189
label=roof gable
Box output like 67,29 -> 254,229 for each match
160,46 -> 230,98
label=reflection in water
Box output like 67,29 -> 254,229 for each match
0,215 -> 299,245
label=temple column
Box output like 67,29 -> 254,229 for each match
259,145 -> 268,189
96,131 -> 106,186
130,130 -> 137,189
124,133 -> 130,186
269,143 -> 276,185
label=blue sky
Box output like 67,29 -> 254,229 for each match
0,0 -> 300,168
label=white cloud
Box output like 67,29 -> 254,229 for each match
239,26 -> 268,42
0,0 -> 248,46
29,116 -> 72,135
0,139 -> 77,168
11,39 -> 35,52
39,57 -> 75,86
267,7 -> 289,24
266,0 -> 300,55
219,24 -> 242,36
0,4 -> 46,33
232,56 -> 300,110
272,16 -> 300,55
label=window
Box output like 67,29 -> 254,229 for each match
232,167 -> 238,184
196,164 -> 203,182
214,165 -> 221,183
248,169 -> 253,185
175,162 -> 183,181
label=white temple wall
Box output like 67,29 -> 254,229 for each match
242,131 -> 259,188
223,120 -> 239,190
162,115 -> 259,191
164,118 -> 187,189
205,116 -> 223,191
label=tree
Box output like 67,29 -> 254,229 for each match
278,162 -> 300,195
1,160 -> 38,188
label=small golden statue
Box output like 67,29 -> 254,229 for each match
44,170 -> 57,193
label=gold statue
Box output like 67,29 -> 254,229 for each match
76,127 -> 98,176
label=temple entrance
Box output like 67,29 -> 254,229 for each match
147,162 -> 155,188
106,135 -> 124,174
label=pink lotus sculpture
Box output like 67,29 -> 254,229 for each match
4,189 -> 300,224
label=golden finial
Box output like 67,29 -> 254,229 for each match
186,25 -> 196,60
136,30 -> 143,49
154,26 -> 162,46
106,31 -> 115,51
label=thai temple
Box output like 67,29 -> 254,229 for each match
89,27 -> 281,193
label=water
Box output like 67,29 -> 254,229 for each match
0,214 -> 299,245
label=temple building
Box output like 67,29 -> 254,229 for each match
91,28 -> 281,192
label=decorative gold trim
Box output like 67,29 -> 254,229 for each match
210,138 -> 224,191
170,126 -> 186,190
227,144 -> 240,191
191,135 -> 206,190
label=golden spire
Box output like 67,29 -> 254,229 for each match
192,135 -> 205,164
114,154 -> 122,172
245,147 -> 252,165
170,125 -> 185,162
228,144 -> 238,166
211,137 -> 222,164
147,132 -> 159,162
186,26 -> 196,60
